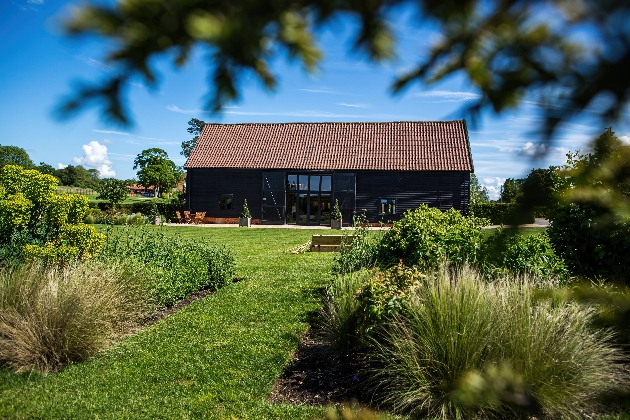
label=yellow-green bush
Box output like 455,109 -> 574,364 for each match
0,165 -> 104,265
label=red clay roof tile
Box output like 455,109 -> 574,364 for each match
184,120 -> 473,171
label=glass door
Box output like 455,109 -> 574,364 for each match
287,173 -> 332,225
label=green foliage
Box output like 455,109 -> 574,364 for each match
378,205 -> 488,270
547,128 -> 630,282
320,271 -> 367,353
94,201 -> 185,222
0,261 -> 151,373
55,165 -> 101,189
470,173 -> 489,204
134,148 -> 182,198
59,0 -> 629,149
181,118 -> 206,158
333,217 -> 382,275
0,165 -> 104,265
520,167 -> 562,208
480,228 -> 569,283
96,178 -> 128,206
356,264 -> 425,334
0,145 -> 34,169
98,226 -> 235,307
548,203 -> 630,282
331,199 -> 342,220
240,199 -> 251,218
369,266 -> 621,418
469,202 -> 534,225
500,178 -> 525,203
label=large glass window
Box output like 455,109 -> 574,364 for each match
219,194 -> 233,210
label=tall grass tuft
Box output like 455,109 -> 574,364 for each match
368,266 -> 622,418
0,261 -> 151,373
319,270 -> 369,352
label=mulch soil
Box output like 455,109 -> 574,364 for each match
269,328 -> 375,407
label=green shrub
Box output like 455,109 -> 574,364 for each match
356,264 -> 425,335
98,226 -> 235,307
468,202 -> 535,225
0,261 -> 151,373
547,203 -> 630,282
95,202 -> 184,222
479,229 -> 570,283
369,265 -> 621,418
378,205 -> 488,270
333,217 -> 383,275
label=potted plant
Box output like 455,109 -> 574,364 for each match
331,199 -> 342,229
239,199 -> 251,227
148,203 -> 161,225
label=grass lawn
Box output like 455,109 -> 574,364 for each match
0,227 -> 336,419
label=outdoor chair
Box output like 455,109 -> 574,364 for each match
175,211 -> 184,223
194,212 -> 206,224
183,210 -> 192,224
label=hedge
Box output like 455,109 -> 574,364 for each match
93,202 -> 185,221
468,202 -> 535,225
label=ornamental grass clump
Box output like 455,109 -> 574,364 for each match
369,265 -> 622,418
0,261 -> 151,373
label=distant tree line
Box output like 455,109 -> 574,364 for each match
0,145 -> 101,190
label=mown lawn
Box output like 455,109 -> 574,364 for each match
0,227 -> 335,419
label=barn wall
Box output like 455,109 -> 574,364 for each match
187,168 -> 470,223
351,170 -> 470,223
187,168 -> 265,219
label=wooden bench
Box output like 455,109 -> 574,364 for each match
310,235 -> 357,252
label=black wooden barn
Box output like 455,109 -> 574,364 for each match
184,120 -> 474,226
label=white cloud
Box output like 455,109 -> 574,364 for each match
412,90 -> 481,102
72,141 -> 115,177
619,135 -> 630,145
75,55 -> 115,73
518,142 -> 569,158
298,88 -> 339,94
28,0 -> 44,3
481,177 -> 506,201
337,102 -> 369,108
166,104 -> 203,114
101,138 -> 113,144
57,163 -> 67,169
93,129 -> 129,135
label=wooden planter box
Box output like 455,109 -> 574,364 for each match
239,217 -> 251,227
331,219 -> 342,230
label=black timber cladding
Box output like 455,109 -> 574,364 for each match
187,168 -> 470,224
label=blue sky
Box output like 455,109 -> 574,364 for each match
2,0 -> 626,199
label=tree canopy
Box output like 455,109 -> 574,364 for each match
97,178 -> 129,206
0,145 -> 34,169
470,174 -> 489,204
59,0 -> 630,147
134,148 -> 182,197
181,118 -> 206,159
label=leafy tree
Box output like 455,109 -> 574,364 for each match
500,178 -> 524,203
470,174 -> 489,204
37,162 -> 58,178
547,128 -> 630,282
56,165 -> 101,189
134,149 -> 182,198
96,178 -> 129,206
59,0 -> 630,147
181,118 -> 206,158
133,148 -> 169,170
520,167 -> 562,208
0,145 -> 34,169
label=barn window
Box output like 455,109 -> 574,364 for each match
379,198 -> 396,215
219,194 -> 233,210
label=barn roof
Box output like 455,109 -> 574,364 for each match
184,120 -> 473,172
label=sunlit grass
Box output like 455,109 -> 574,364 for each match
0,227 -> 335,419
